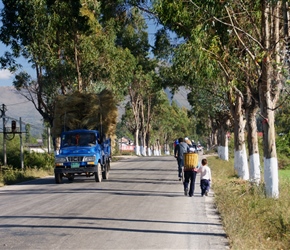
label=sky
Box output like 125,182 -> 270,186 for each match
0,1 -> 36,86
0,1 -> 161,87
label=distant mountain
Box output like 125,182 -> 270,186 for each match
164,87 -> 191,109
0,86 -> 43,137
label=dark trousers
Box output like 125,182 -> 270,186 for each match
200,179 -> 210,196
183,170 -> 197,196
177,158 -> 184,178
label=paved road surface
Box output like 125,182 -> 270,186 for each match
0,156 -> 229,250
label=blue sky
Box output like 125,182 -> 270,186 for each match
0,1 -> 161,87
0,1 -> 36,86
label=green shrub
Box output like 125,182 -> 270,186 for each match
2,168 -> 27,185
24,151 -> 54,171
1,166 -> 53,185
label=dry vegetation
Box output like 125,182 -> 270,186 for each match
52,90 -> 118,138
208,157 -> 290,249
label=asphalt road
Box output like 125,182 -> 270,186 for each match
0,155 -> 229,250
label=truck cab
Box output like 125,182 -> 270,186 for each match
54,129 -> 111,184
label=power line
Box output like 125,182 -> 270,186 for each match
6,100 -> 31,106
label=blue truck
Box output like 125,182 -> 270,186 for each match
54,129 -> 111,184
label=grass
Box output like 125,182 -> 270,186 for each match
208,157 -> 290,250
0,167 -> 53,186
279,169 -> 290,180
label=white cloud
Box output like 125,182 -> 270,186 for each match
0,69 -> 13,79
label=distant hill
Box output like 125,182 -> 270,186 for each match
0,86 -> 43,137
164,87 -> 191,109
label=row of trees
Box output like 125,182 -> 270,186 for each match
151,0 -> 290,198
0,1 -> 196,157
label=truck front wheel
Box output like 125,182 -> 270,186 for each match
94,163 -> 102,182
55,173 -> 62,184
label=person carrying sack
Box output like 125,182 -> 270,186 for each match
183,151 -> 198,197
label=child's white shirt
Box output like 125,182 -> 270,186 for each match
196,165 -> 211,180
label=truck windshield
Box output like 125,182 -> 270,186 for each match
62,133 -> 97,147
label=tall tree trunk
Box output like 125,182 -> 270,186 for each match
208,117 -> 218,150
129,84 -> 141,156
246,104 -> 261,184
74,33 -> 83,92
134,129 -> 140,155
146,132 -> 152,156
141,133 -> 147,156
218,118 -> 230,161
233,94 -> 249,180
260,0 -> 282,198
140,101 -> 146,156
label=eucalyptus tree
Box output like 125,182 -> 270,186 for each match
0,0 -> 136,128
213,0 -> 288,195
98,2 -> 163,156
164,26 -> 234,160
152,1 -> 265,183
222,0 -> 289,194
258,0 -> 287,197
151,1 -> 250,173
120,91 -> 192,155
150,92 -> 178,152
119,102 -> 136,140
151,100 -> 192,146
126,69 -> 166,156
153,0 -> 290,197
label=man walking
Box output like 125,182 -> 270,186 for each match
174,137 -> 189,181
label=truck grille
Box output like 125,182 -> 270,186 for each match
68,156 -> 84,162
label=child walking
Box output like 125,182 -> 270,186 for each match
195,158 -> 212,196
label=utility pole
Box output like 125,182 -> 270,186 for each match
1,104 -> 26,169
0,104 -> 7,166
47,127 -> 51,154
20,117 -> 24,169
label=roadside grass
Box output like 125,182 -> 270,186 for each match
0,167 -> 53,187
209,157 -> 290,250
279,169 -> 290,180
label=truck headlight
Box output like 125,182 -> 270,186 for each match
83,156 -> 95,162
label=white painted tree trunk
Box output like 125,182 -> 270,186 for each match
234,144 -> 249,180
218,124 -> 229,161
245,92 -> 261,185
135,146 -> 141,155
264,157 -> 279,198
164,144 -> 170,155
249,153 -> 261,184
233,95 -> 249,180
153,143 -> 158,156
141,146 -> 147,156
147,147 -> 152,156
218,146 -> 229,161
134,130 -> 141,156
